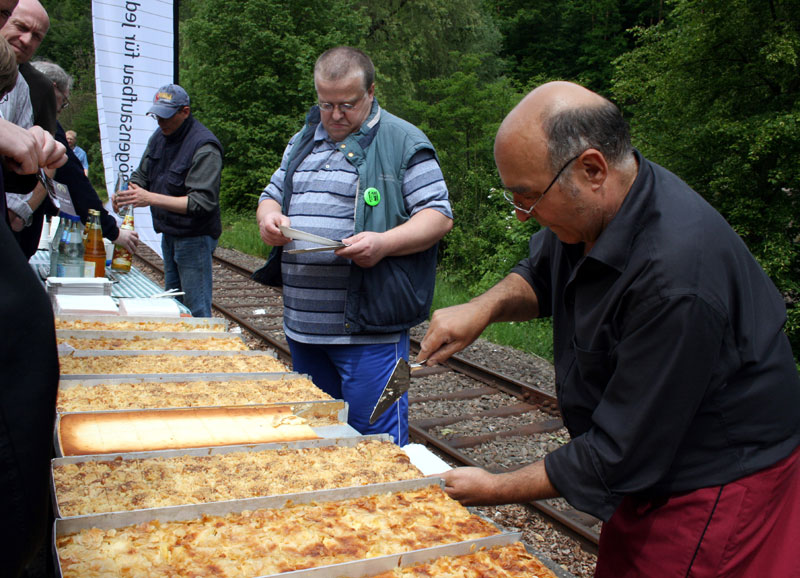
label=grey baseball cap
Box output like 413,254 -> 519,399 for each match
147,84 -> 190,118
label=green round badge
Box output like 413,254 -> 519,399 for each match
364,187 -> 381,206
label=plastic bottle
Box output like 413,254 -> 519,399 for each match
111,174 -> 134,273
83,209 -> 106,277
49,213 -> 66,276
56,215 -> 85,277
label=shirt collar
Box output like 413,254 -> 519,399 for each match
585,149 -> 653,273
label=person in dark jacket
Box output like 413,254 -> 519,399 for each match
113,84 -> 222,318
0,67 -> 66,578
419,81 -> 800,577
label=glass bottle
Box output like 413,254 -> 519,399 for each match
83,209 -> 106,277
111,203 -> 134,273
56,215 -> 85,277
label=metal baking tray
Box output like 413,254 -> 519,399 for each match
55,313 -> 228,331
52,476 -> 574,578
57,349 -> 287,378
58,348 -> 277,358
53,403 -> 360,458
56,372 -> 328,408
254,533 -> 577,578
58,370 -> 294,383
55,391 -> 346,421
58,371 -> 310,387
56,329 -> 238,341
53,478 -> 485,577
51,434 -> 394,518
56,330 -> 246,355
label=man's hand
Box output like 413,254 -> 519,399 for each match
0,121 -> 67,174
336,231 -> 386,268
114,227 -> 139,253
418,301 -> 492,365
113,183 -> 151,209
7,209 -> 25,232
419,273 -> 540,366
435,460 -> 559,507
256,199 -> 291,247
435,467 -> 501,506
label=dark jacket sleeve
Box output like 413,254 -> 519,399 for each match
19,63 -> 57,135
54,122 -> 120,241
0,216 -> 60,576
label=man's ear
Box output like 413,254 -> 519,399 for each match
576,149 -> 608,191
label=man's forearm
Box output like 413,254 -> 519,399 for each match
381,208 -> 453,256
472,272 -> 540,323
26,182 -> 48,212
148,192 -> 189,214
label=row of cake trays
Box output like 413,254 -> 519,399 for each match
51,441 -> 569,578
50,316 -> 573,578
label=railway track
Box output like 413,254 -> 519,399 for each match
132,245 -> 601,557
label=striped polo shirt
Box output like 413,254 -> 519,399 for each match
262,110 -> 452,345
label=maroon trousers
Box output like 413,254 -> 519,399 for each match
595,445 -> 800,578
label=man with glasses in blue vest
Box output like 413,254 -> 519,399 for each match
256,46 -> 453,446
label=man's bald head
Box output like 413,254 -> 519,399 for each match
1,0 -> 48,64
496,81 -> 632,174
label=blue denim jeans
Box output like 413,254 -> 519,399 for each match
161,234 -> 217,318
287,334 -> 410,446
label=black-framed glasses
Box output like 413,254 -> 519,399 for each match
318,92 -> 367,113
503,152 -> 583,215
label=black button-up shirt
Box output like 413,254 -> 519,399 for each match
513,151 -> 800,521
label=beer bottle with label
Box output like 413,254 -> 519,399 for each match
111,174 -> 134,272
83,209 -> 106,277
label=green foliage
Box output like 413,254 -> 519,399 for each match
441,178 -> 540,295
180,0 -> 370,214
492,0 -> 669,94
360,0 -> 503,114
39,0 -> 104,192
432,276 -> 554,362
612,0 -> 800,358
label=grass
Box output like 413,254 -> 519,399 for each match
219,212 -> 272,258
431,278 -> 554,363
219,210 -> 555,363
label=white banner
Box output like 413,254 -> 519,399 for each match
92,0 -> 174,257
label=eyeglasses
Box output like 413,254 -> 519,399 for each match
318,92 -> 366,113
55,87 -> 70,111
503,152 -> 582,215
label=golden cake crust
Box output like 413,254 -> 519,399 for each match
56,376 -> 330,412
59,353 -> 288,375
57,335 -> 248,351
370,542 -> 558,577
58,406 -> 318,456
56,319 -> 223,332
56,485 -> 500,578
53,440 -> 423,516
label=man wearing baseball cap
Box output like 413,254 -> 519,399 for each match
113,84 -> 223,318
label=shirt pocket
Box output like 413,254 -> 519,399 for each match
573,338 -> 613,390
558,339 -> 611,434
165,169 -> 187,196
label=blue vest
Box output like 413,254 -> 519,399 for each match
147,116 -> 223,239
288,103 -> 441,334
